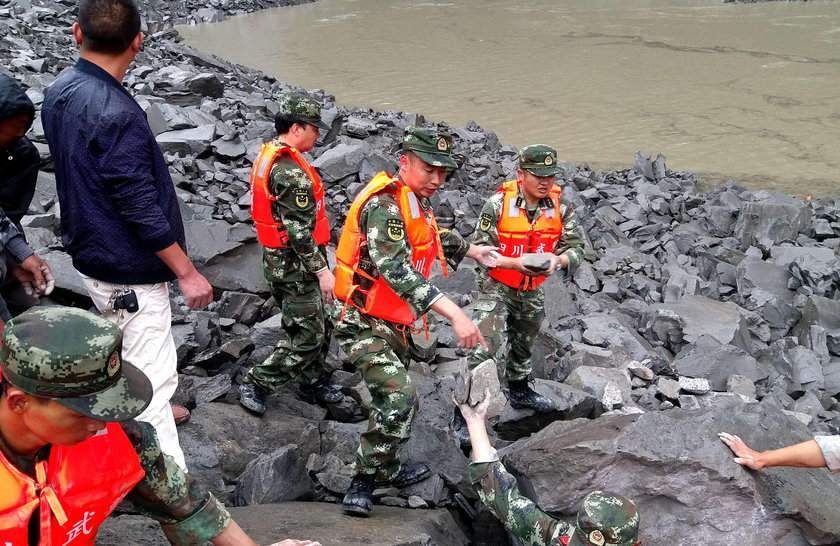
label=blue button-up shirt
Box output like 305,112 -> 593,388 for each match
42,58 -> 185,284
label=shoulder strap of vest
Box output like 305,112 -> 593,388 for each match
497,179 -> 520,194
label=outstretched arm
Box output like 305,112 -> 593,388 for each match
719,432 -> 828,470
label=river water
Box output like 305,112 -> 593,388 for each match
178,0 -> 840,197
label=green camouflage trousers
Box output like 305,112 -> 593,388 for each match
245,279 -> 332,391
468,276 -> 545,381
331,303 -> 418,480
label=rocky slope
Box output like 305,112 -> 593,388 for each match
3,0 -> 840,544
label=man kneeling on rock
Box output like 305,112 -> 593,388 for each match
0,307 -> 315,546
332,126 -> 504,516
456,390 -> 642,546
239,93 -> 342,415
453,144 -> 586,445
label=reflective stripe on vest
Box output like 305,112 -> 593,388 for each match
0,422 -> 145,545
488,179 -> 563,291
249,142 -> 330,248
334,172 -> 444,325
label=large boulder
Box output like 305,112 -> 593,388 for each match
501,397 -> 840,544
673,334 -> 768,391
733,193 -> 811,250
794,296 -> 840,357
579,313 -> 653,361
652,295 -> 751,352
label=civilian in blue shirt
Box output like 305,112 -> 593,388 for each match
41,0 -> 213,471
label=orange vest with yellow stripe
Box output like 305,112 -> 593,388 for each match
249,142 -> 330,248
335,172 -> 447,325
0,422 -> 145,545
488,180 -> 563,291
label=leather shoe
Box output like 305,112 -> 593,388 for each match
299,377 -> 343,405
342,473 -> 375,517
376,463 -> 431,488
508,379 -> 553,412
171,404 -> 190,425
239,382 -> 266,415
451,407 -> 471,449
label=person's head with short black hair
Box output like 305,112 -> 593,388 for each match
77,0 -> 142,55
274,113 -> 298,137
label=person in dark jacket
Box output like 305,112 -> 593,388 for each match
0,73 -> 54,327
0,73 -> 39,230
41,0 -> 213,470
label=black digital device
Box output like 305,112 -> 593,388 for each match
113,289 -> 139,313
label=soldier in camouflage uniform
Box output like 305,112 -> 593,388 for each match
456,392 -> 641,546
0,307 -> 321,545
453,144 -> 586,443
239,93 -> 343,415
333,126 -> 501,517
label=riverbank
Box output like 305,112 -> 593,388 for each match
3,1 -> 840,544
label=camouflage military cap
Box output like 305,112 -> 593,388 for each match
279,92 -> 330,131
569,491 -> 640,546
0,307 -> 152,422
519,144 -> 560,177
402,125 -> 458,170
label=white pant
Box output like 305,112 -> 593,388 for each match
81,276 -> 187,471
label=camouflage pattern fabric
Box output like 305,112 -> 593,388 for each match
402,126 -> 458,169
519,144 -> 561,177
0,307 -> 152,422
468,276 -> 544,381
332,189 -> 469,478
278,93 -> 330,130
331,304 -> 417,480
469,460 -> 640,546
470,459 -> 572,545
245,279 -> 332,391
122,420 -> 231,545
246,140 -> 333,392
261,146 -> 329,282
469,188 -> 585,379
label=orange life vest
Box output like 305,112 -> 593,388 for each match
249,142 -> 330,248
488,180 -> 563,291
334,172 -> 447,326
0,422 -> 145,546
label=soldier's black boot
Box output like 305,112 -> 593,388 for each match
342,473 -> 375,517
299,377 -> 343,405
451,406 -> 471,449
508,379 -> 553,412
376,463 -> 431,488
239,382 -> 266,415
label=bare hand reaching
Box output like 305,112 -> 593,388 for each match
719,432 -> 763,470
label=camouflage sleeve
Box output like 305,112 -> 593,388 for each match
471,193 -> 502,248
360,193 -> 441,317
122,420 -> 232,545
555,197 -> 585,274
440,228 -> 469,271
270,157 -> 328,273
469,460 -> 572,546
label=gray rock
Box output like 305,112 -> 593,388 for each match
579,313 -> 653,361
501,397 -> 840,544
657,377 -> 680,400
678,375 -> 711,395
228,502 -> 468,546
564,365 -> 633,410
733,193 -> 811,250
653,295 -> 752,352
311,142 -> 364,182
177,418 -> 227,501
496,380 -> 598,441
726,374 -> 757,399
794,296 -> 840,357
217,291 -> 265,326
469,358 -> 505,421
674,334 -> 767,391
155,124 -> 216,156
521,252 -> 553,273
